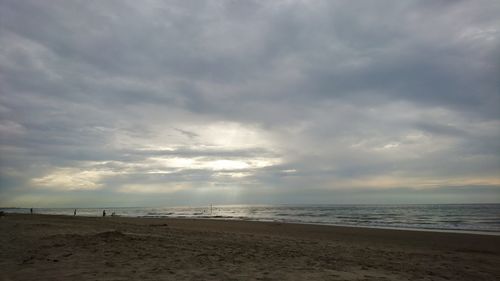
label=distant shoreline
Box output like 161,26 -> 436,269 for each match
4,211 -> 500,236
3,203 -> 500,236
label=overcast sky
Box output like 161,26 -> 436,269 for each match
1,0 -> 499,207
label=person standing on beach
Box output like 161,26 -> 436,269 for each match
30,208 -> 33,215
103,210 -> 106,217
74,209 -> 77,216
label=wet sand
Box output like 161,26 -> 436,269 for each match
1,214 -> 499,280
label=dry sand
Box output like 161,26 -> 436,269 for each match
1,214 -> 499,280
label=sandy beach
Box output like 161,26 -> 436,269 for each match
1,214 -> 499,280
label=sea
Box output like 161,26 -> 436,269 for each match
2,204 -> 499,235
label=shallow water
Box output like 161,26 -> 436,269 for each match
3,204 -> 499,234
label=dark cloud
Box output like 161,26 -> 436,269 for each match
0,0 -> 499,206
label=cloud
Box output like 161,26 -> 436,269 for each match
0,0 -> 499,206
31,167 -> 120,191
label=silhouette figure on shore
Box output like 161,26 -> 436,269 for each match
103,210 -> 106,217
74,209 -> 77,216
30,208 -> 33,215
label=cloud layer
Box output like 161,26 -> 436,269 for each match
1,0 -> 499,206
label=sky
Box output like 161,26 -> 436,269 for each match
0,0 -> 499,207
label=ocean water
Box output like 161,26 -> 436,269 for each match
3,204 -> 499,234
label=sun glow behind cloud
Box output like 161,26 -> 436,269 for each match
31,168 -> 120,191
149,157 -> 279,171
29,121 -> 283,194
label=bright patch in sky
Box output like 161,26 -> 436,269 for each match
31,168 -> 118,191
